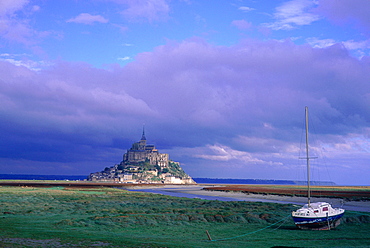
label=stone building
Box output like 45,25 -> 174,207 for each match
123,129 -> 169,168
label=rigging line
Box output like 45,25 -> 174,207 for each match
209,215 -> 291,242
273,215 -> 290,230
298,114 -> 306,182
308,112 -> 333,186
307,112 -> 320,187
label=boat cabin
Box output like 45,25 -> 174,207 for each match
293,202 -> 334,217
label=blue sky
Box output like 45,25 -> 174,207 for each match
0,0 -> 369,185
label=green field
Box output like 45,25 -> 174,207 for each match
0,186 -> 369,247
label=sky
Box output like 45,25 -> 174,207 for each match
0,0 -> 369,185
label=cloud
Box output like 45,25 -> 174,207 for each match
108,0 -> 170,22
0,38 -> 369,183
231,19 -> 252,30
342,40 -> 370,51
0,0 -> 34,44
192,144 -> 279,165
315,0 -> 370,35
118,56 -> 131,61
266,0 -> 320,30
0,0 -> 51,46
31,5 -> 40,12
112,23 -> 129,33
0,53 -> 52,71
0,0 -> 28,16
195,144 -> 252,161
0,60 -> 157,141
66,13 -> 109,25
306,37 -> 370,58
306,37 -> 336,48
238,6 -> 255,12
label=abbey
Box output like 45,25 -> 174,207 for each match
123,130 -> 169,168
88,129 -> 195,184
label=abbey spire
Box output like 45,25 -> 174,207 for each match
141,125 -> 146,141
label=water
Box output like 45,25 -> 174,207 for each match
127,187 -> 285,203
0,174 -> 335,186
0,174 -> 87,181
194,178 -> 336,186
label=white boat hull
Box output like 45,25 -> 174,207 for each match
292,202 -> 345,230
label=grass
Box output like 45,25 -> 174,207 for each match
0,186 -> 369,247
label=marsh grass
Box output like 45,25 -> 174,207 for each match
0,186 -> 369,247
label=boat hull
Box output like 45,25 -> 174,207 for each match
292,212 -> 344,230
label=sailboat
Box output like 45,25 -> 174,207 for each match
291,107 -> 345,230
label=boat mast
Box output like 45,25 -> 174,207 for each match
305,106 -> 311,207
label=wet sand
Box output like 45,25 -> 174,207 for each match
127,185 -> 370,213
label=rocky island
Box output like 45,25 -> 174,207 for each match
88,129 -> 195,184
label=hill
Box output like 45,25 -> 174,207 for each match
88,130 -> 195,184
